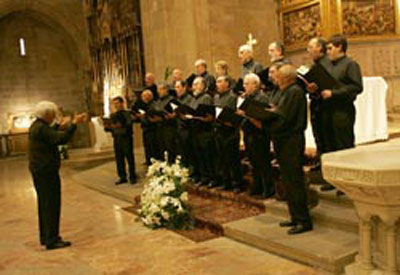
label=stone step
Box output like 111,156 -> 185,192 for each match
64,154 -> 115,170
68,147 -> 114,158
63,148 -> 115,170
264,197 -> 359,234
223,214 -> 359,274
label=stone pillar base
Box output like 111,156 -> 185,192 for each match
345,257 -> 383,275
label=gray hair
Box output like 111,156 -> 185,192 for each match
193,76 -> 206,86
243,73 -> 260,85
194,59 -> 207,67
238,44 -> 252,54
34,101 -> 58,119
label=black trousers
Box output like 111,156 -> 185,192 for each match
176,127 -> 194,169
143,128 -> 160,164
321,102 -> 356,152
192,127 -> 216,183
244,131 -> 274,196
114,137 -> 136,180
157,124 -> 177,163
215,128 -> 242,187
31,169 -> 61,245
273,133 -> 311,225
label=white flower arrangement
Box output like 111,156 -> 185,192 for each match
139,155 -> 193,229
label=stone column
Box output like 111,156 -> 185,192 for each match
359,218 -> 374,272
385,224 -> 398,275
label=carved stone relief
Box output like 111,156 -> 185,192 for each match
342,0 -> 396,36
282,3 -> 322,47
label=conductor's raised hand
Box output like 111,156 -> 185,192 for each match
72,113 -> 87,124
58,116 -> 72,130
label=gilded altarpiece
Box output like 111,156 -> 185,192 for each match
280,0 -> 400,51
83,0 -> 145,116
341,0 -> 396,37
281,2 -> 322,48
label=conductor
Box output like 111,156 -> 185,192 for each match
29,101 -> 86,250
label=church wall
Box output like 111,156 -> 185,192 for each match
140,0 -> 280,81
0,0 -> 92,149
0,13 -> 81,115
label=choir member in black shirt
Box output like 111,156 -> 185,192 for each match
214,60 -> 236,90
134,90 -> 160,165
155,83 -> 178,163
144,72 -> 158,100
174,80 -> 194,169
189,77 -> 217,186
305,37 -> 332,164
236,44 -> 264,93
186,59 -> 216,94
237,73 -> 274,198
319,34 -> 363,191
258,42 -> 291,91
269,64 -> 312,234
213,75 -> 243,191
268,41 -> 291,64
104,96 -> 137,184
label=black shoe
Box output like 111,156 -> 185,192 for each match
320,184 -> 335,191
261,191 -> 275,199
115,179 -> 128,185
336,190 -> 345,196
41,236 -> 62,246
46,240 -> 71,250
279,220 -> 297,227
287,223 -> 313,235
129,178 -> 137,184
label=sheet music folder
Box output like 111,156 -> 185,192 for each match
297,63 -> 339,91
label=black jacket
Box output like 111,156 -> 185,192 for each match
29,119 -> 77,173
105,110 -> 134,139
270,83 -> 307,138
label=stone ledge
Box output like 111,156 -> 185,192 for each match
223,214 -> 359,274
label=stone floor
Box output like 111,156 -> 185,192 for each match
0,157 -> 317,274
